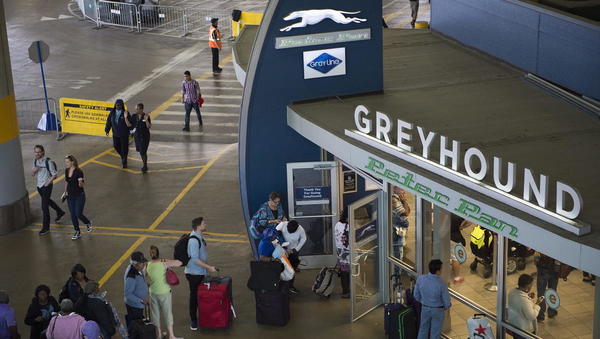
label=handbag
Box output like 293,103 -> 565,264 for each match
166,268 -> 179,286
197,96 -> 204,107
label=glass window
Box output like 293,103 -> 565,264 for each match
389,185 -> 417,268
504,242 -> 596,338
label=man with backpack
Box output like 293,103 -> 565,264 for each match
32,145 -> 66,235
175,217 -> 217,330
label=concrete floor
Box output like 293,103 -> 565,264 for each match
0,0 -> 429,338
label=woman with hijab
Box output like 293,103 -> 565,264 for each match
104,99 -> 131,168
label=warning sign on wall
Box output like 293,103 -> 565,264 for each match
59,98 -> 125,136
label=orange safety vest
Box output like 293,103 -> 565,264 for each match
208,26 -> 222,48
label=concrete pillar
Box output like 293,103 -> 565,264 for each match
0,0 -> 30,235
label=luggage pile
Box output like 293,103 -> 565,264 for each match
198,276 -> 235,329
247,260 -> 290,326
384,275 -> 419,339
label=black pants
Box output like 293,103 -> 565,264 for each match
37,184 -> 64,230
112,135 -> 129,165
186,274 -> 205,323
211,48 -> 220,72
288,252 -> 300,288
125,304 -> 144,335
340,271 -> 350,294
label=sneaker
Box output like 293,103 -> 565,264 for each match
341,293 -> 350,299
453,277 -> 465,284
39,228 -> 50,236
189,321 -> 198,331
141,165 -> 148,173
55,211 -> 65,223
86,222 -> 93,233
182,127 -> 190,131
289,287 -> 299,294
71,231 -> 81,240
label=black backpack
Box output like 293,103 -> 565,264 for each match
174,234 -> 201,266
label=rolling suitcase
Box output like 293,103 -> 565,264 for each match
198,276 -> 234,328
312,267 -> 336,298
384,303 -> 417,339
247,261 -> 283,292
128,306 -> 156,339
255,286 -> 290,326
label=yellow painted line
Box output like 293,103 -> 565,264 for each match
107,152 -> 211,164
147,143 -> 236,231
28,148 -> 114,200
98,236 -> 147,287
0,94 -> 19,143
92,159 -> 141,174
147,165 -> 206,173
383,12 -> 402,23
26,228 -> 247,243
32,223 -> 247,238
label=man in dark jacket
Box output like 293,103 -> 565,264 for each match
24,285 -> 60,339
105,99 -> 132,168
75,281 -> 116,338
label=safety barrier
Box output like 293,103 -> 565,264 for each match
16,98 -> 63,140
96,1 -> 139,31
92,1 -> 231,39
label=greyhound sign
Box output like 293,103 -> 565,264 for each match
280,9 -> 367,32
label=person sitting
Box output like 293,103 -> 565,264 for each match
24,285 -> 60,339
276,220 -> 306,294
0,290 -> 20,339
75,281 -> 116,338
508,274 -> 543,339
46,299 -> 86,339
251,192 -> 287,235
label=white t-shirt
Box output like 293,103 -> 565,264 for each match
276,221 -> 307,252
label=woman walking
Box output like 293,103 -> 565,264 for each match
334,212 -> 351,298
104,99 -> 131,169
127,103 -> 152,173
63,155 -> 91,240
146,245 -> 182,339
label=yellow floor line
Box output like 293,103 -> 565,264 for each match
26,228 -> 247,243
147,165 -> 206,173
98,236 -> 147,287
147,143 -> 236,231
92,159 -> 141,174
32,223 -> 246,238
107,151 -> 210,164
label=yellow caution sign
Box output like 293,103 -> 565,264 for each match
59,98 -> 126,137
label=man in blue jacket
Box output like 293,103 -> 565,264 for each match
105,99 -> 132,168
124,251 -> 148,332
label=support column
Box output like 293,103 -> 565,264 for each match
0,0 -> 30,235
594,281 -> 600,339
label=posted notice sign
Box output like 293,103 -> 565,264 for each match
59,98 -> 123,136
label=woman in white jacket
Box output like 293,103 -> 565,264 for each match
507,274 -> 544,338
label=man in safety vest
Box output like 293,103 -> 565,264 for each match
209,18 -> 223,74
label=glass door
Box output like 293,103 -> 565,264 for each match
350,192 -> 383,321
286,162 -> 338,268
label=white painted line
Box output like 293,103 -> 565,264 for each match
40,16 -> 57,21
170,102 -> 240,108
203,95 -> 242,99
152,120 -> 238,127
151,130 -> 238,137
108,44 -> 207,103
159,110 -> 238,117
58,14 -> 74,19
201,87 -> 242,90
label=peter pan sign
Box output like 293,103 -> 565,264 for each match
347,105 -> 590,236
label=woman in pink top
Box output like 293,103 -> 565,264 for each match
46,299 -> 86,339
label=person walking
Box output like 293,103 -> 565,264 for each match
507,274 -> 543,339
185,217 -> 218,330
413,259 -> 451,339
32,145 -> 65,235
208,18 -> 222,74
75,281 -> 116,339
334,212 -> 351,298
63,155 -> 92,240
127,103 -> 152,173
181,71 -> 203,131
24,285 -> 60,339
391,187 -> 410,261
147,246 -> 182,339
105,99 -> 131,168
0,290 -> 21,339
124,252 -> 149,332
46,299 -> 86,339
534,253 -> 559,322
409,0 -> 419,28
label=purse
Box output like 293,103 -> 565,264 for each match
166,268 -> 179,286
197,96 -> 204,107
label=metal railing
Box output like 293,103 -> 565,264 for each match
93,1 -> 231,39
16,98 -> 63,140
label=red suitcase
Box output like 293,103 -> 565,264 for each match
197,276 -> 233,328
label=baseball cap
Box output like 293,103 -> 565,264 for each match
130,251 -> 147,264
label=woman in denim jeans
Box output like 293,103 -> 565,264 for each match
63,155 -> 92,240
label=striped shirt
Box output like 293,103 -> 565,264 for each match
182,80 -> 200,103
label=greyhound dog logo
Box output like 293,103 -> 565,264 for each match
280,9 -> 367,32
